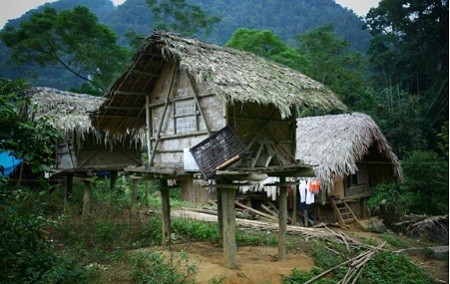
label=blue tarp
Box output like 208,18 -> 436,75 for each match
0,151 -> 23,177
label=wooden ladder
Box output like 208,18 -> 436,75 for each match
329,197 -> 360,228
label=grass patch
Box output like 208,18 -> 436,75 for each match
130,250 -> 197,284
380,232 -> 410,248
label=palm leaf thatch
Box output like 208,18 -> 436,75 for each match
92,30 -> 347,134
296,112 -> 404,194
26,87 -> 105,143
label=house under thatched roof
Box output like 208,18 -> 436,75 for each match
27,87 -> 105,143
92,31 -> 347,134
26,87 -> 141,173
296,112 -> 404,194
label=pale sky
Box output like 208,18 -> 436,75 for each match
0,0 -> 380,29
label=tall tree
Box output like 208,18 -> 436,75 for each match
226,28 -> 306,70
0,78 -> 58,174
0,6 -> 130,93
365,0 -> 449,150
296,24 -> 373,111
146,0 -> 221,37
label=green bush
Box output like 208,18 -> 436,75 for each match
130,250 -> 197,284
0,208 -> 92,283
172,218 -> 218,243
401,151 -> 449,215
368,150 -> 448,217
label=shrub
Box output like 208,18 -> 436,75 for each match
0,208 -> 92,283
130,250 -> 197,284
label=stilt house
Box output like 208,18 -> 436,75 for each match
91,31 -> 347,268
295,112 -> 404,227
92,31 -> 347,178
27,87 -> 141,180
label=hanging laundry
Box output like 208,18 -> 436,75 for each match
305,184 -> 315,204
309,178 -> 320,193
299,179 -> 307,203
261,176 -> 279,201
300,178 -> 315,205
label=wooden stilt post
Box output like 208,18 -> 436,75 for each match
361,198 -> 367,219
160,179 -> 171,248
221,184 -> 237,269
278,177 -> 287,261
291,182 -> 297,226
304,209 -> 308,227
66,174 -> 73,200
217,186 -> 223,246
130,176 -> 141,212
110,171 -> 118,190
82,178 -> 92,218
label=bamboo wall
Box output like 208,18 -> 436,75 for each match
149,64 -> 225,167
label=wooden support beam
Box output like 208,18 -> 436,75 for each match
160,179 -> 171,248
149,66 -> 177,166
110,171 -> 118,190
278,177 -> 287,260
113,90 -> 149,96
145,95 -> 152,165
131,176 -> 141,212
66,174 -> 73,200
217,187 -> 223,247
291,183 -> 297,226
221,186 -> 237,269
81,178 -> 93,218
130,69 -> 159,77
104,106 -> 142,111
187,71 -> 212,136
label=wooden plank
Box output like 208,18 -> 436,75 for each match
104,106 -> 142,111
278,177 -> 287,260
148,130 -> 209,141
235,200 -> 278,221
113,90 -> 149,96
261,204 -> 278,218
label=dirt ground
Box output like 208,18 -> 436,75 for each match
163,242 -> 314,284
139,236 -> 448,284
100,216 -> 448,283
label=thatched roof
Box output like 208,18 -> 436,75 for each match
27,87 -> 105,142
296,112 -> 404,193
92,31 -> 347,134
